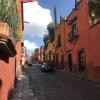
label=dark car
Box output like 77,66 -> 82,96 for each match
28,61 -> 32,66
41,63 -> 53,72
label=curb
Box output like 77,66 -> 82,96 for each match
55,69 -> 100,85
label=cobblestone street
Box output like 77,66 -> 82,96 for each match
25,64 -> 100,100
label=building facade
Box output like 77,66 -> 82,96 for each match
45,41 -> 55,64
55,0 -> 100,80
40,46 -> 45,64
0,0 -> 23,100
54,20 -> 66,69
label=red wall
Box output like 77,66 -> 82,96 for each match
55,21 -> 65,69
54,0 -> 100,80
0,1 -> 23,100
65,0 -> 91,71
90,23 -> 100,78
0,57 -> 15,100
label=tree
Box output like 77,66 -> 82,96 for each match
54,6 -> 57,26
47,23 -> 55,43
75,0 -> 81,7
0,0 -> 20,41
34,48 -> 39,55
88,0 -> 100,22
60,16 -> 63,22
43,34 -> 49,49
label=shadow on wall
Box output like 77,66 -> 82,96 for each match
0,53 -> 9,63
0,79 -> 2,99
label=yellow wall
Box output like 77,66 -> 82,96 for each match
45,41 -> 55,61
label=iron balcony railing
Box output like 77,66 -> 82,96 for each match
68,29 -> 79,43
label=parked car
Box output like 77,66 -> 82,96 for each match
41,63 -> 53,72
28,61 -> 32,66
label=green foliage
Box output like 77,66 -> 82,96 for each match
34,48 -> 39,54
88,0 -> 100,22
47,23 -> 55,43
0,0 -> 20,41
60,16 -> 63,22
43,34 -> 49,49
54,6 -> 57,26
43,23 -> 55,49
75,0 -> 81,5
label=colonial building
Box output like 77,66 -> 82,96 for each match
45,41 -> 55,64
55,20 -> 66,69
0,0 -> 23,100
40,46 -> 45,63
55,0 -> 100,80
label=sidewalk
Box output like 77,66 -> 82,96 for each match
55,68 -> 100,85
11,71 -> 33,100
66,72 -> 100,85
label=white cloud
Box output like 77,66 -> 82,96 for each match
23,1 -> 52,38
24,40 -> 38,53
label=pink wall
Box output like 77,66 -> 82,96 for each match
16,41 -> 22,77
40,46 -> 45,63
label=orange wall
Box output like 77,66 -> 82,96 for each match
15,0 -> 23,77
0,57 -> 15,100
90,23 -> 100,78
55,21 -> 65,69
0,0 -> 23,100
54,0 -> 100,79
65,0 -> 91,69
91,23 -> 100,66
16,41 -> 22,77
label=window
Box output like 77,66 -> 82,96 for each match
57,34 -> 61,47
72,23 -> 77,37
68,22 -> 79,43
0,79 -> 2,89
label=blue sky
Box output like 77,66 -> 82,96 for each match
38,0 -> 75,22
23,0 -> 75,54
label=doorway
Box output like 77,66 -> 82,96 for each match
78,49 -> 86,71
67,53 -> 73,71
56,54 -> 58,66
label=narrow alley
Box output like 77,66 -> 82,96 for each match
11,64 -> 100,100
0,0 -> 100,100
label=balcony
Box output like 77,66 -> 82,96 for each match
0,22 -> 17,57
68,30 -> 79,44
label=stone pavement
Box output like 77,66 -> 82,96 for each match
56,68 -> 100,85
27,65 -> 100,100
11,72 -> 33,100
